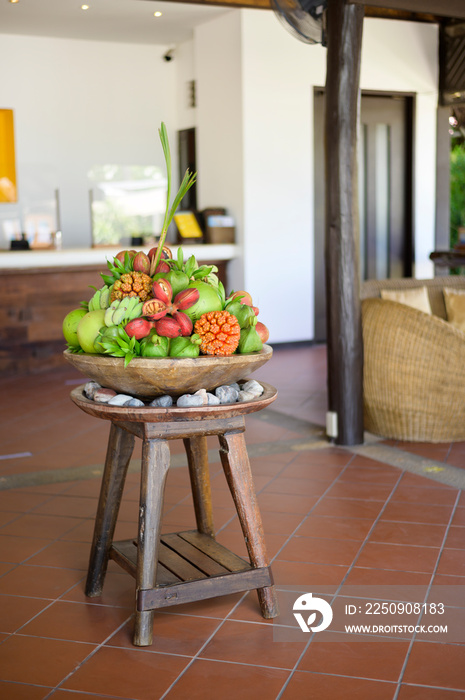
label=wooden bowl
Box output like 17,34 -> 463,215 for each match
63,345 -> 273,398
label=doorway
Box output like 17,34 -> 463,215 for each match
313,90 -> 414,341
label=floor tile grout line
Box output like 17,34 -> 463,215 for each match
157,601 -> 247,700
273,464 -> 407,699
392,488 -> 463,700
157,581 -> 314,698
266,452 -> 359,565
398,681 -> 465,694
40,614 -> 134,700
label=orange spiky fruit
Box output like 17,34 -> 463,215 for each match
194,310 -> 241,356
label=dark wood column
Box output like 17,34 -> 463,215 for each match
325,0 -> 365,445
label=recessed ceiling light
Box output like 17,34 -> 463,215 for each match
81,4 -> 90,9
154,11 -> 162,17
9,0 -> 20,5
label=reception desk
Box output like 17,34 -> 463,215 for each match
0,245 -> 239,376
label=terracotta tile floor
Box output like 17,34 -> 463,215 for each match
0,343 -> 464,699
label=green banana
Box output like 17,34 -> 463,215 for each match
88,289 -> 101,311
104,300 -> 120,327
104,297 -> 145,327
99,286 -> 110,309
112,306 -> 127,326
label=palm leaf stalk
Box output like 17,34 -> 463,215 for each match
149,122 -> 197,276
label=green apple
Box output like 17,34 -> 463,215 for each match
76,309 -> 106,353
63,307 -> 87,346
183,281 -> 223,322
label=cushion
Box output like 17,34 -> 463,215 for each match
380,286 -> 432,315
443,287 -> 465,331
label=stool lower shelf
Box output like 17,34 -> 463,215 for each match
110,530 -> 274,612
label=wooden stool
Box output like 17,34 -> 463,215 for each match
70,383 -> 279,646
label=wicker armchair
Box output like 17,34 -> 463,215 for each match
361,276 -> 465,442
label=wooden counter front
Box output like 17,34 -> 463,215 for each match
0,259 -> 228,377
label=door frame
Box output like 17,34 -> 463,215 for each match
313,88 -> 415,341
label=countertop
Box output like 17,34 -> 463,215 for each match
0,244 -> 240,270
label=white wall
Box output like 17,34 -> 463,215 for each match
176,39 -> 196,131
194,11 -> 245,291
0,33 -> 177,248
193,11 -> 439,342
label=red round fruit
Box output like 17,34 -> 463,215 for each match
255,321 -> 269,343
231,290 -> 253,306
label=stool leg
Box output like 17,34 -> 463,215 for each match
183,436 -> 215,537
134,438 -> 170,646
219,431 -> 279,619
86,423 -> 135,597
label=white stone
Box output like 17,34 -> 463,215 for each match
107,394 -> 135,406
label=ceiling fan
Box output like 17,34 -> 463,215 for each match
270,0 -> 327,45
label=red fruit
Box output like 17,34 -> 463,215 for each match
231,290 -> 253,306
148,245 -> 172,261
173,287 -> 200,311
156,260 -> 170,274
142,298 -> 167,321
173,311 -> 193,336
255,321 -> 269,343
115,249 -> 137,264
132,251 -> 150,274
152,278 -> 172,305
155,316 -> 182,338
252,306 -> 260,316
124,317 -> 153,340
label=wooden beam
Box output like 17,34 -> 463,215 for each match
350,0 -> 465,21
143,0 -> 271,9
325,0 -> 365,446
146,0 -> 447,21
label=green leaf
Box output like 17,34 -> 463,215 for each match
177,246 -> 184,269
100,274 -> 114,286
217,281 -> 226,307
118,327 -> 130,342
185,255 -> 197,278
124,352 -> 134,367
150,122 -> 197,275
192,265 -> 214,279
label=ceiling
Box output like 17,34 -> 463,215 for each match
0,0 -> 232,46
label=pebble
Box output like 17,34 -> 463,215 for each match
150,395 -> 173,407
229,382 -> 241,392
238,390 -> 256,403
194,389 -> 209,405
206,392 -> 220,406
124,398 -> 145,407
241,380 -> 264,397
94,388 -> 117,403
83,381 -> 101,400
215,385 -> 239,404
177,394 -> 204,407
107,394 -> 136,406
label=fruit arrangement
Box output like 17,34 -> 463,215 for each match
63,244 -> 269,365
62,122 -> 269,366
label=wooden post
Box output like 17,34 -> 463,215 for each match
325,0 -> 365,446
183,436 -> 215,537
133,438 -> 170,646
85,423 -> 134,597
